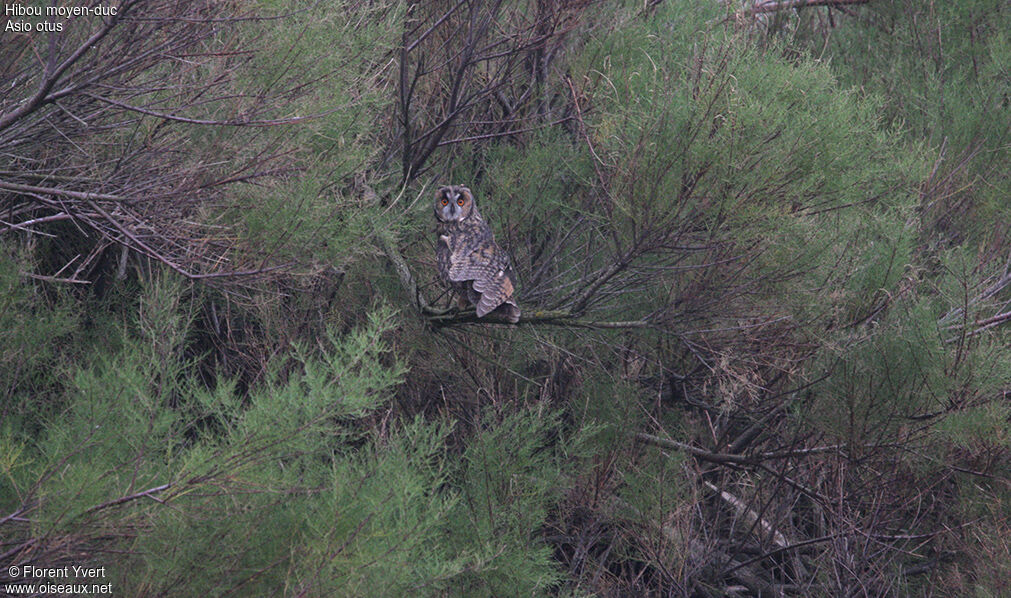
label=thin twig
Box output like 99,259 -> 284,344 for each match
80,483 -> 172,516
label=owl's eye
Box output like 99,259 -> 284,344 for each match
441,197 -> 449,206
457,197 -> 465,206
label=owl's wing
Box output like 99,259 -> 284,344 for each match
473,268 -> 520,322
448,239 -> 520,322
447,240 -> 505,282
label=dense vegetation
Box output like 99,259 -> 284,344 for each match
2,1 -> 1009,596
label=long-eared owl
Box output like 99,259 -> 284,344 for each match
434,185 -> 520,323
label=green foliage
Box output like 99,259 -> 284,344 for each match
2,269 -> 581,596
443,408 -> 576,596
934,401 -> 1011,451
0,246 -> 77,418
581,2 -> 922,222
227,0 -> 405,267
805,298 -> 946,441
805,237 -> 1011,451
509,0 -> 929,330
616,444 -> 692,581
789,0 -> 1011,238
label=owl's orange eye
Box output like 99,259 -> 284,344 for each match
457,197 -> 465,206
441,197 -> 449,206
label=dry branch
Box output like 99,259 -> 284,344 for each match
744,0 -> 871,15
393,0 -> 582,182
0,0 -> 322,285
703,480 -> 791,549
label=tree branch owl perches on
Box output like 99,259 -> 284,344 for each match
434,185 -> 521,324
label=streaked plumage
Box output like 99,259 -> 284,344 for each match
434,185 -> 520,323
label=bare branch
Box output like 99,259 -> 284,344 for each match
0,2 -> 125,131
80,483 -> 171,516
745,0 -> 871,16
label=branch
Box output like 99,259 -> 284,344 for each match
0,2 -> 124,131
375,228 -> 650,329
0,180 -> 289,280
0,179 -> 132,202
745,0 -> 871,14
636,432 -> 847,464
435,116 -> 573,146
377,231 -> 432,314
723,533 -> 843,574
427,308 -> 651,329
944,309 -> 1011,343
83,92 -> 339,127
1,213 -> 73,234
703,480 -> 791,548
80,483 -> 171,516
22,272 -> 92,285
0,505 -> 29,527
635,432 -> 756,465
404,0 -> 468,54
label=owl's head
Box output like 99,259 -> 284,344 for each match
434,185 -> 478,223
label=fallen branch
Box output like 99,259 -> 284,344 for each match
704,480 -> 791,549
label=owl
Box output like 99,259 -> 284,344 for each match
434,185 -> 521,323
